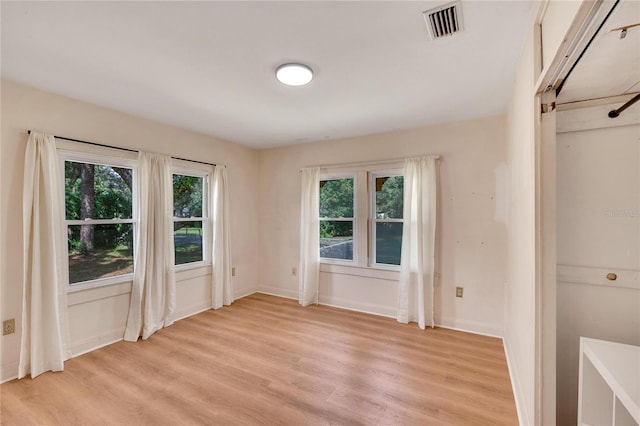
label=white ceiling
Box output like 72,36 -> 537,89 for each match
557,0 -> 640,104
1,1 -> 533,149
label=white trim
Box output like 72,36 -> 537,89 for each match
369,170 -> 404,269
305,155 -> 439,172
173,168 -> 210,266
172,163 -> 211,177
67,274 -> 134,294
70,328 -> 125,358
318,294 -> 396,318
259,290 -> 504,338
57,147 -> 137,168
173,303 -> 212,322
557,264 -> 640,290
68,280 -> 132,306
233,288 -> 260,300
59,149 -> 138,289
175,263 -> 211,278
557,101 -> 640,133
504,337 -> 528,426
320,262 -> 400,281
1,361 -> 20,384
319,173 -> 357,263
434,321 -> 502,339
257,287 -> 299,300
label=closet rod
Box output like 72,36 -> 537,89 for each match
608,93 -> 640,118
27,130 -> 218,167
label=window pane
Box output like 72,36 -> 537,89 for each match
319,178 -> 354,218
376,222 -> 403,265
174,221 -> 203,265
375,176 -> 404,219
68,224 -> 134,284
173,175 -> 203,218
65,161 -> 133,220
320,220 -> 353,260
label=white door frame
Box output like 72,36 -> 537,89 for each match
533,1 -> 618,424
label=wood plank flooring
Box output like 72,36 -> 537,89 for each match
0,293 -> 518,425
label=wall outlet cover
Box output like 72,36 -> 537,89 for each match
3,318 -> 15,335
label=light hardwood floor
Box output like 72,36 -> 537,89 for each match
0,293 -> 518,425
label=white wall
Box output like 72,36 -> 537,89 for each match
0,80 -> 259,381
556,107 -> 640,425
505,23 -> 538,426
504,1 -> 595,423
258,115 -> 509,336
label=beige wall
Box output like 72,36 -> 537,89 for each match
2,81 -> 512,381
556,110 -> 640,425
1,80 -> 259,381
258,115 -> 509,336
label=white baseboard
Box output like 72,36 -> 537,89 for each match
503,337 -> 528,426
1,360 -> 19,383
233,287 -> 259,301
257,286 -> 298,300
318,294 -> 396,318
436,316 -> 503,338
71,328 -> 125,358
174,302 -> 212,322
258,287 -> 503,337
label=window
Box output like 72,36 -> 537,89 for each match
319,176 -> 354,261
371,173 -> 404,266
318,168 -> 404,269
64,158 -> 135,285
173,172 -> 207,265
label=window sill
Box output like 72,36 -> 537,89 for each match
67,280 -> 133,307
175,262 -> 212,280
67,273 -> 134,294
319,263 -> 400,281
67,262 -> 211,294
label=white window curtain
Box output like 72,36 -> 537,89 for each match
211,165 -> 233,309
124,152 -> 176,341
397,156 -> 438,330
298,167 -> 320,306
19,131 -> 71,379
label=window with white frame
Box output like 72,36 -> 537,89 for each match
318,168 -> 404,269
319,176 -> 355,261
63,155 -> 136,285
173,170 -> 208,266
370,172 -> 404,266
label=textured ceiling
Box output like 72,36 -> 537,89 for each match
1,1 -> 534,148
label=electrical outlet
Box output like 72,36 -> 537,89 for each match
455,287 -> 464,298
3,318 -> 15,335
231,267 -> 236,277
292,267 -> 297,276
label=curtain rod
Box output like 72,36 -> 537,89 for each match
27,130 -> 218,167
301,155 -> 440,171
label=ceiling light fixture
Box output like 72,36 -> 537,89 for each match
276,63 -> 313,86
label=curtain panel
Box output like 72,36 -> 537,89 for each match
124,152 -> 176,341
397,156 -> 438,329
211,165 -> 233,309
298,167 -> 321,306
19,131 -> 71,379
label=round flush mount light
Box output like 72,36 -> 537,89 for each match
275,63 -> 313,86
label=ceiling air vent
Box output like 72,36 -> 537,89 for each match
423,2 -> 463,40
